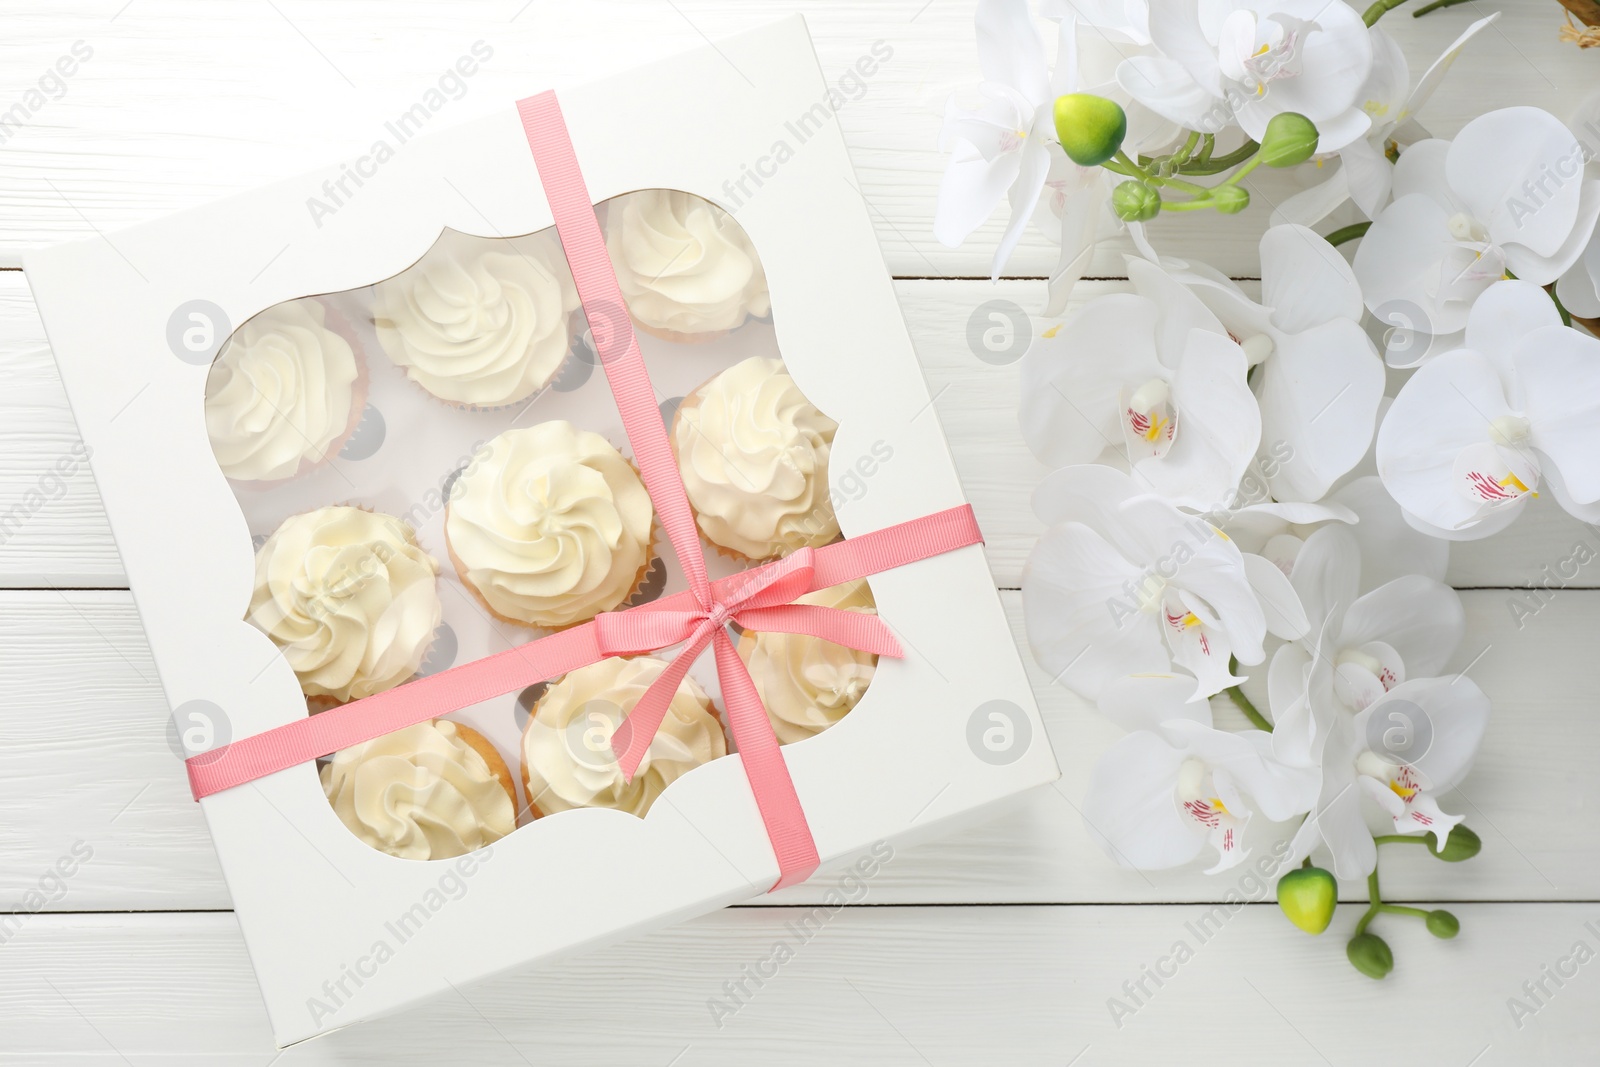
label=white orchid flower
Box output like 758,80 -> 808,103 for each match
935,0 -> 1077,280
1118,0 -> 1372,149
1354,107 -> 1600,367
1266,523 -> 1464,769
1162,225 -> 1385,502
1020,257 -> 1260,509
1287,676 -> 1489,879
1377,280 -> 1600,541
1271,15 -> 1499,227
1082,674 -> 1319,873
1023,465 -> 1306,703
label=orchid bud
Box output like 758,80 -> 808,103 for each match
1053,93 -> 1127,167
1426,825 -> 1481,861
1347,932 -> 1394,979
1211,184 -> 1250,215
1259,112 -> 1319,168
1112,181 -> 1161,222
1426,910 -> 1461,939
1276,866 -> 1338,935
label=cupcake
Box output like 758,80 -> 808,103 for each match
204,297 -> 362,481
321,719 -> 517,860
445,421 -> 654,629
249,505 -> 442,703
520,656 -> 727,818
370,229 -> 580,407
737,579 -> 878,744
603,189 -> 770,342
672,356 -> 839,560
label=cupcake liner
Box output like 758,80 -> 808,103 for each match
249,502 -> 445,706
364,229 -> 583,413
631,317 -> 734,345
669,380 -> 840,565
384,303 -> 583,414
517,654 -> 729,821
443,438 -> 657,632
213,295 -> 372,487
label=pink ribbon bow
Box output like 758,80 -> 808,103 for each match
593,546 -> 903,781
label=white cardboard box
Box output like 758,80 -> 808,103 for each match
23,16 -> 1058,1047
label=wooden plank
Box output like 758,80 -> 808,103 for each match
3,586 -> 1593,910
1,273 -> 1588,590
0,2 -> 1587,278
0,906 -> 1592,1063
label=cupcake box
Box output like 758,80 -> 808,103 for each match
23,17 -> 1057,1047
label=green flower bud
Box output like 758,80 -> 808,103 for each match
1426,910 -> 1461,939
1054,93 -> 1127,168
1112,181 -> 1161,222
1211,184 -> 1250,215
1259,112 -> 1319,168
1347,932 -> 1395,979
1276,867 -> 1338,935
1426,825 -> 1481,862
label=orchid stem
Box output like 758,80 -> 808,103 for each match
1222,153 -> 1266,186
1362,0 -> 1414,26
1149,174 -> 1214,197
1177,139 -> 1257,175
1354,869 -> 1382,936
1197,133 -> 1216,164
1413,0 -> 1472,15
1225,685 -> 1274,732
1325,221 -> 1371,247
1546,283 -> 1574,328
1380,904 -> 1433,919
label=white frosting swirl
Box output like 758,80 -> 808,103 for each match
371,232 -> 579,406
605,189 -> 770,336
446,422 -> 654,628
205,299 -> 359,481
250,506 -> 442,702
522,656 -> 726,816
674,357 -> 839,559
739,580 -> 878,744
321,720 -> 516,860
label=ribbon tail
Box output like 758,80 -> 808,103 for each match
611,635 -> 707,781
735,604 -> 903,658
712,629 -> 819,890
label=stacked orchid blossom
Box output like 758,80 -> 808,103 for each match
940,0 -> 1600,979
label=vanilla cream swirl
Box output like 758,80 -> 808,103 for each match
604,189 -> 771,336
674,357 -> 839,559
522,657 -> 727,816
371,232 -> 579,406
321,720 -> 516,860
446,422 -> 653,628
205,299 -> 359,481
738,580 -> 878,744
249,506 -> 442,702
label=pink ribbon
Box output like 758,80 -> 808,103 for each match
184,90 -> 985,892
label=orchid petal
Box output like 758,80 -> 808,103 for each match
1081,731 -> 1204,870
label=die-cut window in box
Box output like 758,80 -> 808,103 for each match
199,191 -> 877,861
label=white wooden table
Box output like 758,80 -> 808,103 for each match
2,2 -> 1597,1062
